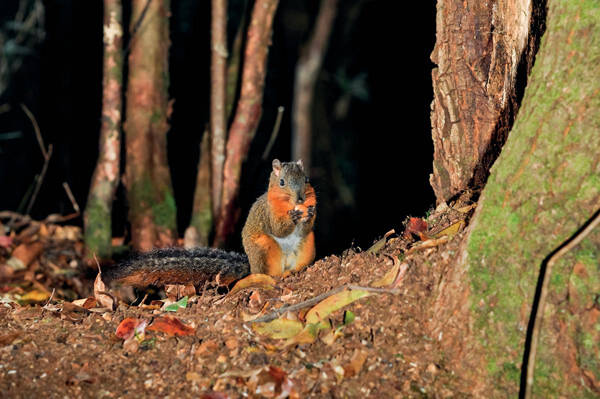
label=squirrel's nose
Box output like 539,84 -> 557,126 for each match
296,194 -> 305,204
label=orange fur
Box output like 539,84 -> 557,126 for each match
295,231 -> 315,271
305,184 -> 316,208
253,233 -> 283,276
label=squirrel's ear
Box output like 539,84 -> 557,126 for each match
296,159 -> 304,170
272,159 -> 282,176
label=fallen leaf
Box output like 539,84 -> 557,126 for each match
405,236 -> 449,255
371,259 -> 400,288
0,332 -> 21,346
19,289 -> 50,304
455,204 -> 476,213
93,272 -> 115,310
165,284 -> 196,300
147,316 -> 195,337
115,318 -> 148,340
282,322 -> 329,348
402,217 -> 429,240
432,220 -> 465,239
343,349 -> 368,378
305,289 -> 371,324
366,229 -> 395,254
72,297 -> 98,309
7,242 -> 44,270
253,318 -> 304,339
229,274 -> 276,295
164,296 -> 188,312
321,326 -> 344,346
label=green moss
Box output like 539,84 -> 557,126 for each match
84,194 -> 112,258
152,191 -> 177,230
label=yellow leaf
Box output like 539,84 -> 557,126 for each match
20,289 -> 50,303
371,261 -> 400,288
433,220 -> 465,239
366,229 -> 395,254
229,273 -> 276,295
252,318 -> 304,339
305,289 -> 370,324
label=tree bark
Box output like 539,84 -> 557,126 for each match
291,0 -> 338,171
430,1 -> 600,396
185,130 -> 212,247
213,0 -> 279,247
124,0 -> 176,251
84,0 -> 123,259
210,0 -> 227,220
429,0 -> 545,203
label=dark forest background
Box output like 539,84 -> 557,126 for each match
0,0 -> 436,256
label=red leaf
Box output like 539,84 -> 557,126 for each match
115,317 -> 147,340
147,316 -> 196,337
403,217 -> 428,240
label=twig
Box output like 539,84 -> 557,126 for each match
41,288 -> 56,317
20,103 -> 47,160
25,143 -> 53,216
523,209 -> 600,399
125,0 -> 153,55
62,182 -> 80,214
262,106 -> 285,160
250,284 -> 399,323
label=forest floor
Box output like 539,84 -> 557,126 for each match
0,198 -> 476,398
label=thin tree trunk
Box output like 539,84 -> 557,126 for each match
291,0 -> 338,171
185,130 -> 212,247
430,1 -> 600,395
210,0 -> 227,220
429,0 -> 545,203
213,0 -> 279,247
84,0 -> 123,259
124,0 -> 176,251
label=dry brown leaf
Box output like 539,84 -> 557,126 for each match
343,349 -> 368,378
93,272 -> 115,310
0,332 -> 21,346
230,274 -> 276,295
165,284 -> 196,300
72,297 -> 98,309
7,242 -> 44,270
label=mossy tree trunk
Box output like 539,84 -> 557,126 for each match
213,0 -> 279,247
124,0 -> 176,251
84,0 -> 123,259
430,1 -> 600,396
430,0 -> 546,203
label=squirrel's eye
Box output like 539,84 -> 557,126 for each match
279,178 -> 285,187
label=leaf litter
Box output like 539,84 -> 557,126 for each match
0,195 -> 477,397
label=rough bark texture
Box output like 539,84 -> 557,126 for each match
430,1 -> 600,396
124,0 -> 176,251
210,0 -> 228,220
84,0 -> 123,259
213,0 -> 279,247
430,0 -> 545,203
291,0 -> 338,171
185,131 -> 212,247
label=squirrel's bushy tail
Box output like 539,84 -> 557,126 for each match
102,247 -> 250,287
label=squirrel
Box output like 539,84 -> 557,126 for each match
102,159 -> 316,287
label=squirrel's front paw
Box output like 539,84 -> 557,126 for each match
288,209 -> 303,224
306,206 -> 315,218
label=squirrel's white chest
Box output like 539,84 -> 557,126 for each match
271,225 -> 303,271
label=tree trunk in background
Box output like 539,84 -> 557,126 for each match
124,0 -> 176,251
210,0 -> 227,220
429,2 -> 600,396
185,131 -> 212,247
213,0 -> 279,247
84,0 -> 123,259
429,0 -> 546,203
291,0 -> 338,171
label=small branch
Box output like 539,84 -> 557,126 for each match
523,209 -> 600,399
25,143 -> 53,216
261,106 -> 285,160
20,103 -> 47,160
250,284 -> 399,323
62,182 -> 80,214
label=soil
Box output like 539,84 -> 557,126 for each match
0,200 -> 475,398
